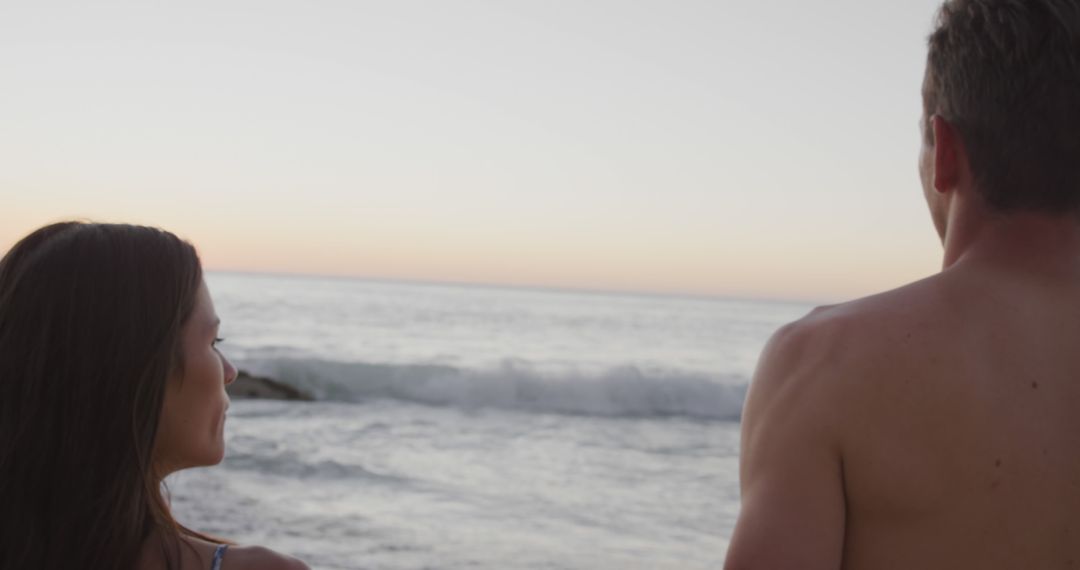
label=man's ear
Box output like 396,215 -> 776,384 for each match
930,115 -> 965,194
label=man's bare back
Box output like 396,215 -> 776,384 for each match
830,263 -> 1079,567
726,234 -> 1080,569
839,258 -> 1080,568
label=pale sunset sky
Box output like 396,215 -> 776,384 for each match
1,0 -> 945,302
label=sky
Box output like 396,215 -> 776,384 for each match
0,0 -> 946,302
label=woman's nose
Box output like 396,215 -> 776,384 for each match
222,354 -> 239,385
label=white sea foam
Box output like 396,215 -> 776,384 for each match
240,357 -> 748,421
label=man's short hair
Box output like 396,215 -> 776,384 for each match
925,0 -> 1080,213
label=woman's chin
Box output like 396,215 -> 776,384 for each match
208,440 -> 227,466
191,438 -> 227,468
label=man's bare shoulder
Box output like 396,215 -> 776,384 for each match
723,274 -> 936,569
818,271 -> 949,322
774,273 -> 952,360
224,545 -> 310,570
753,273 -> 956,417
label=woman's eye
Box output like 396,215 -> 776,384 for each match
213,337 -> 226,348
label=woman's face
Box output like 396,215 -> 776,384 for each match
154,280 -> 237,475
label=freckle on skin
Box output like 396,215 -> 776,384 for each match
995,459 -> 1002,468
1032,382 -> 1039,389
991,480 -> 1000,490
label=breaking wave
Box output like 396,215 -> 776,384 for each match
238,357 -> 748,421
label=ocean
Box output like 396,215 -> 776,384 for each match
166,272 -> 814,569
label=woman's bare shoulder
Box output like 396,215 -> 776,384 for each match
138,532 -> 309,570
224,545 -> 310,570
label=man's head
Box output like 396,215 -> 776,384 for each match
923,0 -> 1080,215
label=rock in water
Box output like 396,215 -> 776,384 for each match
227,370 -> 312,401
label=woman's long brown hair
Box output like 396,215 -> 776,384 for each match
0,222 -> 213,570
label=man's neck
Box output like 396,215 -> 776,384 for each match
942,206 -> 1080,277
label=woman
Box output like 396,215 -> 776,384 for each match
0,222 -> 308,570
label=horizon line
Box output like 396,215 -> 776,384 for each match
203,267 -> 832,307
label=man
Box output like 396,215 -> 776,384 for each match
724,1 -> 1080,568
